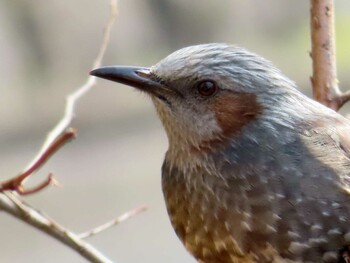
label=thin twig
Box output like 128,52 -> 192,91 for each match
24,0 -> 118,174
93,0 -> 118,69
18,173 -> 60,196
0,1 -> 122,262
338,90 -> 350,109
0,192 -> 114,263
79,205 -> 148,239
0,129 -> 76,194
310,0 -> 348,111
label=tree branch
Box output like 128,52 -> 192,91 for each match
310,0 -> 348,111
26,0 -> 118,174
0,129 -> 75,194
0,192 -> 114,263
0,1 -> 137,263
78,205 -> 148,239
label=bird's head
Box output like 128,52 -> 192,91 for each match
91,44 -> 309,162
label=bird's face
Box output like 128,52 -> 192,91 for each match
91,44 -> 300,156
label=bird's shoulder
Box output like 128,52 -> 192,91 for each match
301,112 -> 350,160
298,111 -> 350,192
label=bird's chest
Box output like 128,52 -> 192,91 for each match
160,159 -> 312,263
161,165 -> 256,262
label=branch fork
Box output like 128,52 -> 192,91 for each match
0,1 -> 147,262
0,129 -> 75,195
310,0 -> 349,111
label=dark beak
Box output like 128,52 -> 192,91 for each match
90,66 -> 171,100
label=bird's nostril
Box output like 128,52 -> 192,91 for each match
136,69 -> 151,79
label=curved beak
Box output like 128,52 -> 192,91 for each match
90,66 -> 170,98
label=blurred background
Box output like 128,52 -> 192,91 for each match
0,1 -> 349,262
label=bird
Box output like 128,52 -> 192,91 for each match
90,43 -> 350,263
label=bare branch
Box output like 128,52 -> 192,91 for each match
24,0 -> 118,175
310,0 -> 349,111
79,205 -> 148,239
310,0 -> 339,108
0,172 -> 56,195
0,192 -> 114,263
17,173 -> 60,195
1,0 -> 118,193
0,1 -> 129,262
0,129 -> 75,194
93,0 -> 118,69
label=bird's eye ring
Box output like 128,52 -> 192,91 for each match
197,80 -> 217,97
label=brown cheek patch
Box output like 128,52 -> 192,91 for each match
194,91 -> 262,153
212,91 -> 262,137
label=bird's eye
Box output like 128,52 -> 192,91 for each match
197,80 -> 217,97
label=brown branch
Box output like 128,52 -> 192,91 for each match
0,1 -> 129,263
338,90 -> 350,107
0,192 -> 114,263
1,0 -> 118,194
0,129 -> 76,194
17,173 -> 61,195
78,205 -> 148,239
310,0 -> 348,111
